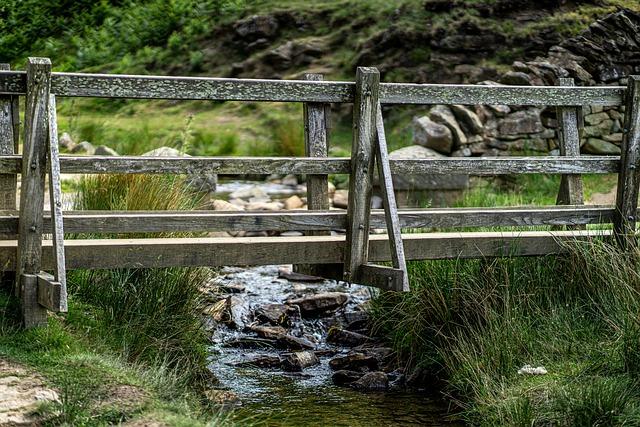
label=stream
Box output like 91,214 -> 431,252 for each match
205,265 -> 457,426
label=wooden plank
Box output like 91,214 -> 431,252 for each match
0,230 -> 610,271
17,58 -> 51,328
36,272 -> 64,313
0,155 -> 621,175
556,78 -> 585,208
46,95 -> 67,312
296,73 -> 339,277
344,67 -> 380,282
0,64 -> 17,221
379,82 -> 624,106
0,205 -> 618,234
614,75 -> 640,245
375,103 -> 408,291
0,71 -> 625,106
358,264 -> 405,291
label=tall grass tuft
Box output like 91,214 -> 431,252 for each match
69,174 -> 213,389
371,238 -> 640,424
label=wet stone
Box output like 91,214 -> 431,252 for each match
281,351 -> 320,372
327,328 -> 372,347
250,325 -> 287,340
351,371 -> 389,392
332,370 -> 363,386
224,337 -> 276,349
287,292 -> 349,316
218,282 -> 246,294
329,353 -> 379,372
233,355 -> 282,368
278,269 -> 324,283
254,303 -> 296,326
276,334 -> 315,350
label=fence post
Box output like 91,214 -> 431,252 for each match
16,58 -> 51,328
0,64 -> 18,223
613,75 -> 640,246
344,67 -> 380,282
295,73 -> 340,277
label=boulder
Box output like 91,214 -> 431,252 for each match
584,112 -> 611,126
387,146 -> 468,191
225,296 -> 250,330
329,353 -> 378,371
350,371 -> 389,392
70,141 -> 95,155
94,145 -> 119,156
142,146 -> 217,192
284,195 -> 304,210
429,105 -> 467,145
412,116 -> 453,154
498,110 -> 544,135
327,328 -> 372,347
332,370 -> 363,386
234,14 -> 279,41
254,303 -> 296,326
287,292 -> 348,316
250,325 -> 287,340
229,186 -> 268,200
281,351 -> 320,371
583,138 -> 621,155
451,105 -> 484,135
59,132 -> 75,150
211,200 -> 243,212
276,334 -> 315,351
245,201 -> 284,211
332,189 -> 348,208
499,71 -> 532,86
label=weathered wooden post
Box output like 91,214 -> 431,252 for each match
0,64 -> 18,290
344,67 -> 380,282
613,75 -> 640,247
16,58 -> 51,327
294,73 -> 339,277
555,78 -> 584,209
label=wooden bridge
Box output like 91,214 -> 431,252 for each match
0,58 -> 639,328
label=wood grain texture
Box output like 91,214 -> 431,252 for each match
0,205 -> 618,234
0,64 -> 17,218
614,76 -> 640,244
345,67 -> 380,282
46,96 -> 67,312
358,264 -> 405,291
17,58 -> 50,327
375,103 -> 408,291
36,272 -> 63,313
0,71 -> 625,106
0,230 -> 611,271
556,79 -> 585,209
379,82 -> 624,106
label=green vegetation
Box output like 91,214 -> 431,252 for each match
0,174 -> 225,425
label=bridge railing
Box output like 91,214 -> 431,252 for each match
0,57 -> 638,328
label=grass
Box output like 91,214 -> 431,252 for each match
0,173 -> 231,425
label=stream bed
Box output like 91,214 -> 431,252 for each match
205,265 -> 456,426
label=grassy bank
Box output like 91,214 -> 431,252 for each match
0,174 -> 225,425
371,174 -> 640,425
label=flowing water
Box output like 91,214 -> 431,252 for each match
206,265 -> 457,426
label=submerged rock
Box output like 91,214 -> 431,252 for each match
351,371 -> 389,392
329,353 -> 378,372
287,292 -> 348,316
327,328 -> 372,347
332,370 -> 363,386
282,351 -> 320,372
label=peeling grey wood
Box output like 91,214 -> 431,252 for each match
0,205 -> 619,234
0,230 -> 609,271
46,96 -> 67,312
555,78 -> 585,231
375,103 -> 408,291
0,64 -> 17,220
358,264 -> 405,291
36,272 -> 64,313
296,73 -> 338,277
0,71 -> 624,106
380,82 -> 624,106
614,75 -> 640,245
344,67 -> 380,282
0,155 -> 621,176
17,58 -> 51,328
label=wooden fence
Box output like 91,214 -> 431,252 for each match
0,57 -> 639,328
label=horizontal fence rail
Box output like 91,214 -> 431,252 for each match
0,71 -> 626,106
0,205 -> 618,234
0,155 -> 621,175
0,230 -> 611,271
